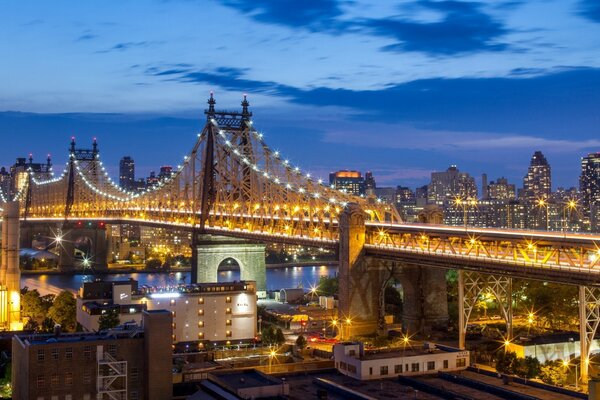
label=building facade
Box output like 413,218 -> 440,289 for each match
119,156 -> 135,191
329,170 -> 364,196
333,342 -> 469,381
580,152 -> 600,232
427,165 -> 477,205
12,310 -> 172,400
77,279 -> 258,346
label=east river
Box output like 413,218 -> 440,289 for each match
21,265 -> 338,295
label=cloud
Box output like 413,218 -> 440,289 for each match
77,33 -> 96,41
219,0 -> 509,56
219,0 -> 343,31
96,41 -> 159,53
578,0 -> 600,23
322,127 -> 600,154
360,1 -> 508,55
145,64 -> 600,139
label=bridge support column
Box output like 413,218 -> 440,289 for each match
193,235 -> 266,297
401,266 -> 448,335
338,204 -> 386,338
458,271 -> 512,350
578,285 -> 600,385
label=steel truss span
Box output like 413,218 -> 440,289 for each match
2,95 -> 600,285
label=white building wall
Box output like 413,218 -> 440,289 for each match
77,285 -> 257,344
334,343 -> 469,381
134,290 -> 257,343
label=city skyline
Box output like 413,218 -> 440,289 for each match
1,1 -> 599,188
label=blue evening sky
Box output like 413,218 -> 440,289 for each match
1,0 -> 599,190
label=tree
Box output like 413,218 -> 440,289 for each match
21,290 -> 46,324
47,291 -> 77,332
318,276 -> 338,297
98,308 -> 121,330
275,328 -> 286,345
539,360 -> 567,386
146,258 -> 162,270
518,356 -> 541,379
495,350 -> 518,375
262,326 -> 276,345
296,334 -> 307,349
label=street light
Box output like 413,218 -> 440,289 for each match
563,199 -> 578,232
453,196 -> 477,228
562,359 -> 579,390
331,319 -> 338,338
269,348 -> 277,374
536,198 -> 549,230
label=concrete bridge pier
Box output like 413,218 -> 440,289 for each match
401,265 -> 449,335
192,234 -> 266,297
338,203 -> 450,339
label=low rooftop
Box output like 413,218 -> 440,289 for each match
209,369 -> 284,391
339,342 -> 465,361
16,323 -> 144,346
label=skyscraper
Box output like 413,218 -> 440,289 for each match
521,151 -> 552,230
522,151 -> 551,202
364,171 -> 376,195
329,170 -> 364,196
580,152 -> 600,231
427,165 -> 477,204
119,156 -> 135,190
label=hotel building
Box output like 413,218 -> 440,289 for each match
77,279 -> 257,346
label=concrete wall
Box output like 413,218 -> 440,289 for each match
194,235 -> 266,294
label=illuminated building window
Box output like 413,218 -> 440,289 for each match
36,375 -> 45,389
51,373 -> 60,387
226,308 -> 232,314
65,371 -> 73,386
198,309 -> 204,316
226,319 -> 232,326
172,323 -> 176,330
170,299 -> 176,306
172,334 -> 176,341
198,332 -> 204,339
226,330 -> 232,338
198,321 -> 204,328
198,298 -> 204,304
172,311 -> 176,317
226,296 -> 232,303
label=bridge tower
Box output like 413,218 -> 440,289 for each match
0,201 -> 23,330
338,204 -> 449,338
191,94 -> 267,296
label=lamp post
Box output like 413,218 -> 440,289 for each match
563,359 -> 579,390
269,348 -> 276,374
331,319 -> 338,338
563,199 -> 578,232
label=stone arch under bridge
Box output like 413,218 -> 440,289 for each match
193,235 -> 266,296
